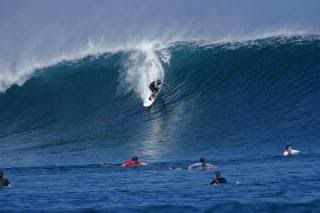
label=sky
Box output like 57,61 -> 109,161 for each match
0,0 -> 319,91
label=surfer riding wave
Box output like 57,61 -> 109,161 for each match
148,80 -> 167,100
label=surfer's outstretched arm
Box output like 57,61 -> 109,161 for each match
206,163 -> 215,169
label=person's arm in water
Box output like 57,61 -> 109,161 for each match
188,162 -> 200,170
206,163 -> 215,169
291,149 -> 300,154
210,178 -> 218,185
187,165 -> 194,170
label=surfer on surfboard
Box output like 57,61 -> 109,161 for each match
283,144 -> 300,156
148,80 -> 168,101
188,157 -> 215,170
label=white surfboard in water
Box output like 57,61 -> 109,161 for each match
143,85 -> 162,107
283,149 -> 300,156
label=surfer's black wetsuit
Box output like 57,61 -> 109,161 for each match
210,177 -> 227,185
149,80 -> 162,93
0,171 -> 10,187
0,178 -> 10,186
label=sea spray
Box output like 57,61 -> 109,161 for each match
118,42 -> 165,101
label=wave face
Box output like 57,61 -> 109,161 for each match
1,35 -> 320,165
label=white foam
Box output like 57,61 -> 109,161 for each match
0,35 -> 173,95
118,41 -> 165,101
0,39 -> 110,92
158,48 -> 172,65
182,29 -> 312,50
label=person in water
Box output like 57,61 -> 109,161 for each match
148,80 -> 167,100
283,145 -> 300,156
188,157 -> 215,170
0,171 -> 11,187
122,156 -> 147,167
210,171 -> 227,185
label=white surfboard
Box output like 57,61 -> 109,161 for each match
283,149 -> 300,156
143,86 -> 162,107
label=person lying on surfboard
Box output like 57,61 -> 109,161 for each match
121,156 -> 147,167
188,157 -> 215,170
148,80 -> 168,100
283,144 -> 300,156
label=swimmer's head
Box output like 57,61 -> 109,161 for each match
200,157 -> 206,163
215,171 -> 221,177
285,145 -> 291,151
132,156 -> 138,161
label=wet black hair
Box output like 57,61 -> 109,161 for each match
200,157 -> 205,163
132,156 -> 138,161
285,145 -> 291,150
215,171 -> 221,177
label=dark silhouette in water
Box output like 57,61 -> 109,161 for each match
0,171 -> 10,187
210,171 -> 227,185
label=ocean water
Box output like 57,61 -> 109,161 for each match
1,35 -> 320,212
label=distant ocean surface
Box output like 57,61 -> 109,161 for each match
1,35 -> 320,212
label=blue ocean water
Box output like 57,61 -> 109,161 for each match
1,35 -> 320,212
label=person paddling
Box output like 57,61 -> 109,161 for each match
210,171 -> 227,185
0,171 -> 11,187
283,145 -> 300,156
188,157 -> 215,170
122,156 -> 147,167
